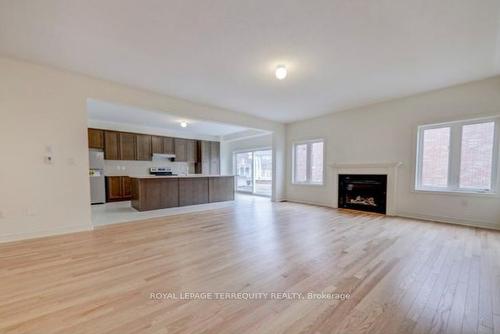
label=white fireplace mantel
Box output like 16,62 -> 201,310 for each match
330,162 -> 403,169
329,162 -> 403,216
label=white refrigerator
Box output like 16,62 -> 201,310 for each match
89,149 -> 106,204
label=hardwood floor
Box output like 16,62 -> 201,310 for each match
1,196 -> 499,334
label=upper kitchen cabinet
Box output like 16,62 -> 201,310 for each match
174,138 -> 187,161
136,134 -> 152,160
151,136 -> 164,154
196,141 -> 211,174
119,132 -> 136,160
88,128 -> 104,149
104,131 -> 120,160
152,136 -> 175,155
186,139 -> 198,163
97,129 -> 202,162
195,141 -> 220,175
163,137 -> 175,154
210,141 -> 220,175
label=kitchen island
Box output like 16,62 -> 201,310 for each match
130,175 -> 235,211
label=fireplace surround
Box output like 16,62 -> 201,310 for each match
329,162 -> 402,216
338,174 -> 387,214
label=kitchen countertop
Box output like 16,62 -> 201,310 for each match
129,174 -> 235,179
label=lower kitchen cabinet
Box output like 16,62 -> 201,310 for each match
179,177 -> 209,206
209,176 -> 234,203
131,178 -> 179,211
131,176 -> 234,211
106,176 -> 132,202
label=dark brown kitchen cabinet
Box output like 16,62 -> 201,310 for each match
106,176 -> 122,201
163,137 -> 174,154
106,176 -> 131,202
136,134 -> 152,160
88,128 -> 104,149
131,178 -> 179,211
119,132 -> 136,160
186,139 -> 197,163
174,138 -> 187,161
210,141 -> 220,175
196,141 -> 211,174
122,176 -> 132,199
96,128 -> 205,162
152,136 -> 175,155
178,177 -> 209,206
104,131 -> 120,160
209,176 -> 234,202
196,140 -> 220,175
151,136 -> 164,154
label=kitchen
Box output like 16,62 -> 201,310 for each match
88,127 -> 235,214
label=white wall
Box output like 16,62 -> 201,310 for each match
0,57 -> 285,242
220,134 -> 273,175
286,76 -> 500,229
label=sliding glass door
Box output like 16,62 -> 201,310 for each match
234,149 -> 272,196
253,150 -> 272,196
235,152 -> 253,192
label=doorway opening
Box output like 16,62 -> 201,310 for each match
234,149 -> 272,196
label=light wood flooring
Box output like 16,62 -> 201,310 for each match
1,196 -> 499,334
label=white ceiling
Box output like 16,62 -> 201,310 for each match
1,0 -> 500,123
87,99 -> 250,137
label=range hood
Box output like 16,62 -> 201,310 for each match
152,153 -> 176,161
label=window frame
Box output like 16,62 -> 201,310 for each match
415,117 -> 500,194
292,139 -> 325,186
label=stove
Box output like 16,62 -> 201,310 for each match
149,167 -> 177,176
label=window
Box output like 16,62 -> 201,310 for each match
293,140 -> 324,185
416,118 -> 498,193
420,127 -> 450,187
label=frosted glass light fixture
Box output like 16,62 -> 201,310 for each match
275,65 -> 287,80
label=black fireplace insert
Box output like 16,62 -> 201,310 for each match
338,174 -> 387,214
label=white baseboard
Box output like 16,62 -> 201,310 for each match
396,211 -> 500,231
0,224 -> 93,243
283,198 -> 334,208
283,198 -> 500,231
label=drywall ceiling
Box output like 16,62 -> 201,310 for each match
87,99 -> 251,138
1,0 -> 500,123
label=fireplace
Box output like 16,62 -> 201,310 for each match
338,174 -> 387,214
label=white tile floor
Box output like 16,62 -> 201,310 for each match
91,193 -> 270,227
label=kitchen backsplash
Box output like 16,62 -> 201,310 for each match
104,160 -> 194,176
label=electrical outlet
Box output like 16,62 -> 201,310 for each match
45,156 -> 54,164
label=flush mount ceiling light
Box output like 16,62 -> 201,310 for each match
180,121 -> 188,128
275,65 -> 287,80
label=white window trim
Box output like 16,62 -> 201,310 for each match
415,116 -> 500,195
292,139 -> 325,186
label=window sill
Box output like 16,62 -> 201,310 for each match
414,188 -> 498,198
